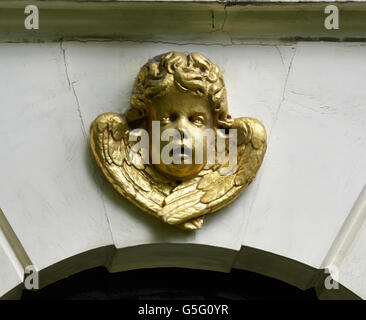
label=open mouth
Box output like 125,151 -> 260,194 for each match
170,146 -> 192,158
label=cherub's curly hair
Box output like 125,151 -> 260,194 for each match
127,51 -> 233,128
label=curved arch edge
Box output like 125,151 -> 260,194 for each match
0,243 -> 361,300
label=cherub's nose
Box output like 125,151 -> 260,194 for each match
174,117 -> 192,137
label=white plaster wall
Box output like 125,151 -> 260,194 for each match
242,42 -> 366,268
0,44 -> 114,272
0,41 -> 365,298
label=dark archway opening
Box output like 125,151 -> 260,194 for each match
21,267 -> 318,300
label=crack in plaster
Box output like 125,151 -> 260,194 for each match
59,41 -> 116,248
234,44 -> 290,246
71,83 -> 87,139
219,5 -> 234,45
4,36 -> 297,47
269,44 -> 298,140
2,36 -> 365,45
60,41 -> 87,139
275,45 -> 285,69
193,5 -> 233,45
238,45 -> 298,237
98,183 -> 117,248
221,5 -> 228,32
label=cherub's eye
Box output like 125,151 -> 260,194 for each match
161,113 -> 177,123
189,115 -> 205,126
170,113 -> 178,122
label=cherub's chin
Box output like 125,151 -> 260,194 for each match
154,162 -> 204,181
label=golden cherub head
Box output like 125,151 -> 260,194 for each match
126,51 -> 234,180
90,51 -> 267,230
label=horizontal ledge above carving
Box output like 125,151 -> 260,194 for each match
1,1 -> 366,43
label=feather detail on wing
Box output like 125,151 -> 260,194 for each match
90,113 -> 171,213
162,117 -> 267,226
90,113 -> 205,230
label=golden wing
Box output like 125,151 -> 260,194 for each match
161,117 -> 267,226
90,113 -> 205,230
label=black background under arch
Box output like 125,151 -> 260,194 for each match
21,267 -> 317,300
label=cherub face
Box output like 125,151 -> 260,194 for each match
148,86 -> 214,180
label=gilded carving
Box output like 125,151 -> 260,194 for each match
90,52 -> 267,230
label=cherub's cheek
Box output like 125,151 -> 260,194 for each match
159,124 -> 170,133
